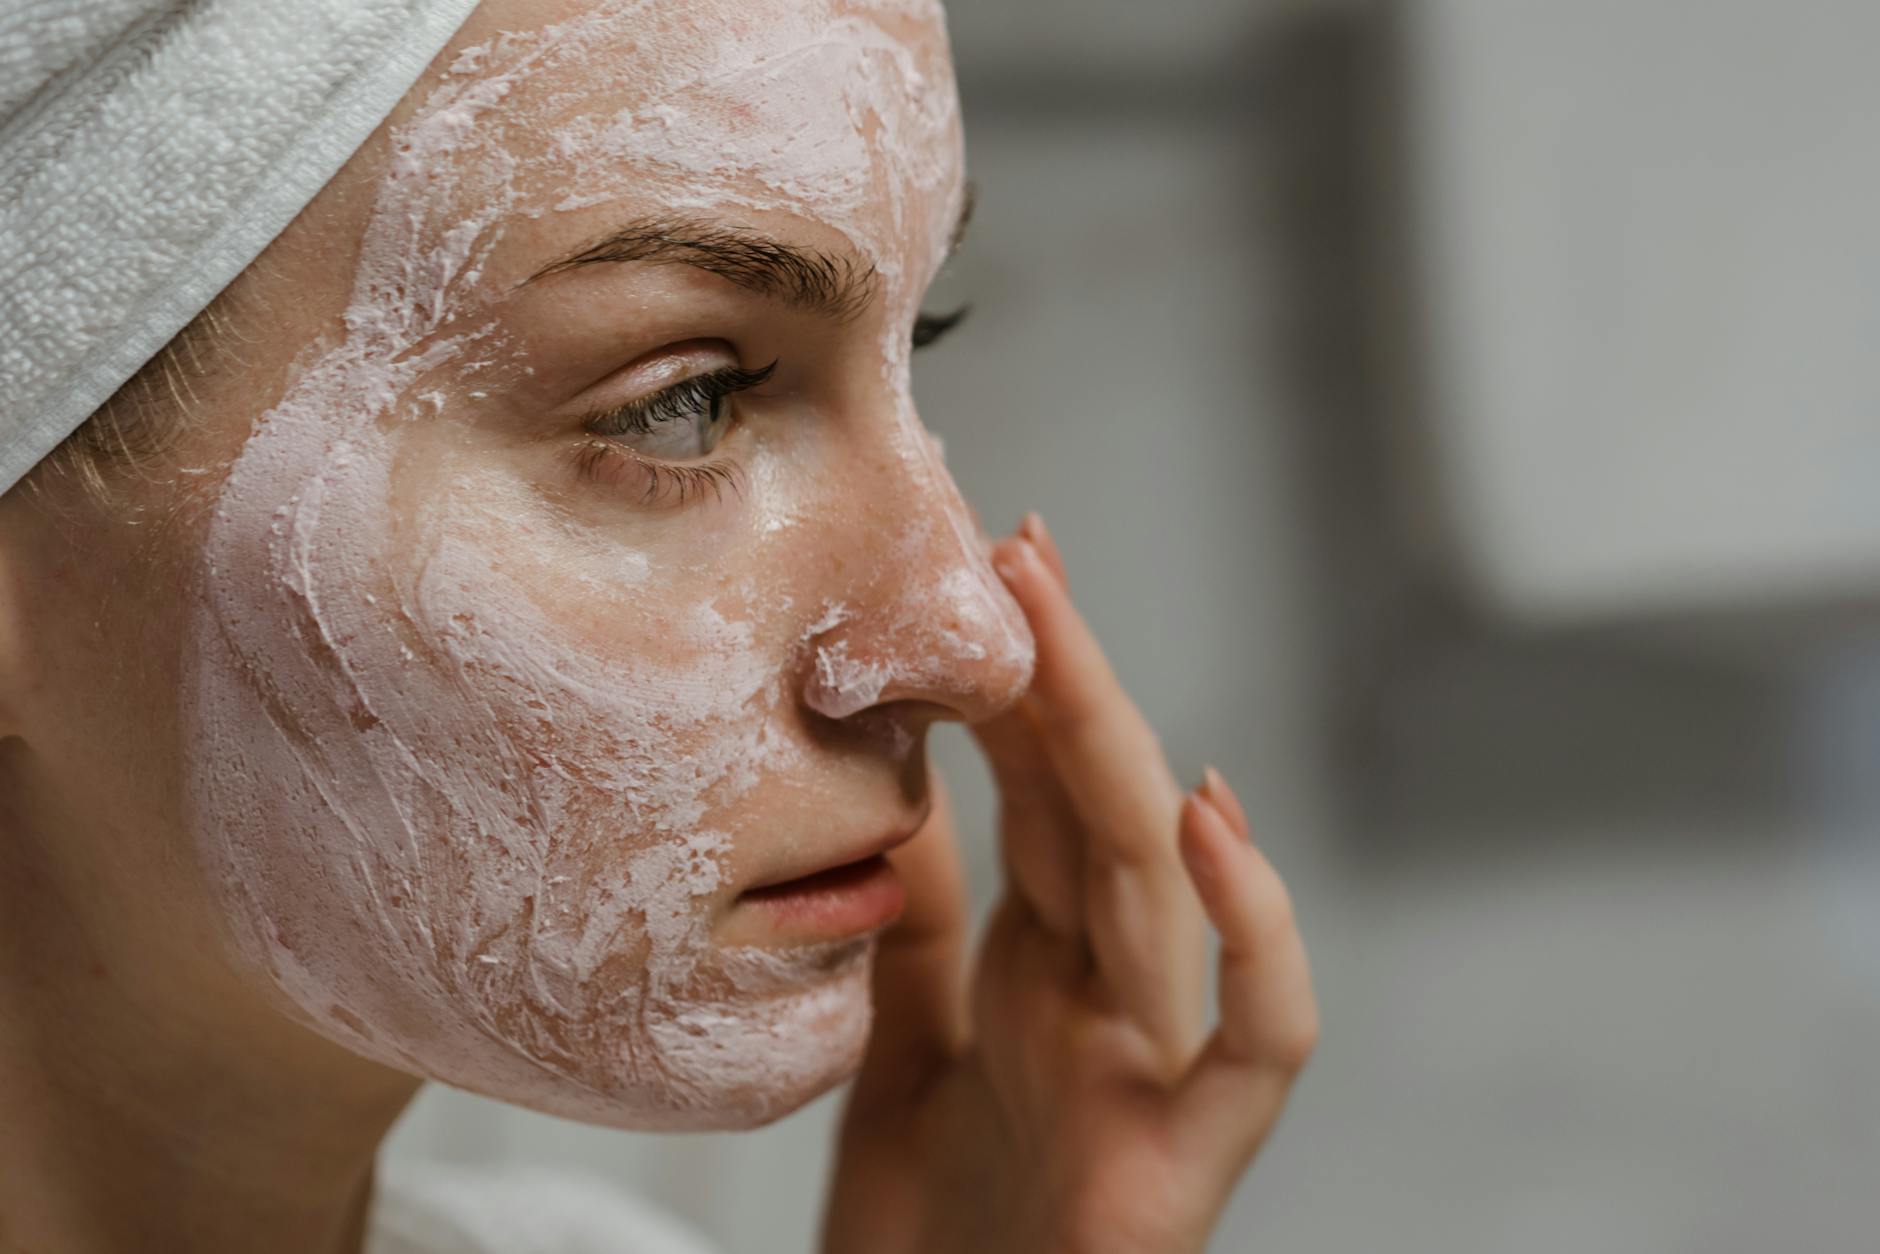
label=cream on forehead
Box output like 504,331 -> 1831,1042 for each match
401,0 -> 963,304
182,0 -> 1024,1130
545,7 -> 962,283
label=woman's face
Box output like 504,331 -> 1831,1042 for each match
88,0 -> 1032,1129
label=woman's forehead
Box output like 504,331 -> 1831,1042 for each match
422,0 -> 965,287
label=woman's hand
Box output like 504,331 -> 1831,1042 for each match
822,513 -> 1318,1254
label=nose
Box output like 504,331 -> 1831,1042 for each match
798,427 -> 1035,727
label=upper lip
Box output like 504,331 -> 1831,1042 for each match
739,807 -> 929,895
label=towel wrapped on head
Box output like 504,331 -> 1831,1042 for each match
0,0 -> 482,496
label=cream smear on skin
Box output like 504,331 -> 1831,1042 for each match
184,0 -> 1032,1129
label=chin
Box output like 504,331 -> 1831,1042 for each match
412,936 -> 879,1132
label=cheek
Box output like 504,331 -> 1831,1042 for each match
184,407 -> 864,1129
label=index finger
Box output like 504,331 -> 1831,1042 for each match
990,534 -> 1182,867
991,524 -> 1207,1065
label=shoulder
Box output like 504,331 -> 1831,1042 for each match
367,1159 -> 723,1254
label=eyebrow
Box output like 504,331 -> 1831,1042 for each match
522,182 -> 978,322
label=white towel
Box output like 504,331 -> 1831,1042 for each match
0,0 -> 482,497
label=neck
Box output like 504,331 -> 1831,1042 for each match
0,791 -> 421,1254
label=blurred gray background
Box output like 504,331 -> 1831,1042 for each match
386,1 -> 1880,1248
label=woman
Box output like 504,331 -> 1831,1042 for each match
0,1 -> 1318,1250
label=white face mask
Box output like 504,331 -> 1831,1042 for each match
183,0 -> 1032,1130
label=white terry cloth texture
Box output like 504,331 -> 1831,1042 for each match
367,1160 -> 724,1254
0,0 -> 484,497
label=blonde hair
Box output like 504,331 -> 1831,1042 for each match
31,297 -> 253,504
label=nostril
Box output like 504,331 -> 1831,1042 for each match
798,571 -> 1035,725
805,634 -> 890,721
795,491 -> 1037,724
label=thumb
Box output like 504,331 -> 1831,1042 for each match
846,772 -> 970,1118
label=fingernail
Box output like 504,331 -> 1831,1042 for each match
1030,511 -> 1055,548
1179,797 -> 1218,885
1020,510 -> 1044,542
1190,782 -> 1225,825
1200,765 -> 1254,844
992,538 -> 1032,585
1202,764 -> 1227,801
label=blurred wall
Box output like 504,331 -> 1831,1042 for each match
385,3 -> 1880,1250
1397,0 -> 1880,622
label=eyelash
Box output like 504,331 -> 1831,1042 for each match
573,362 -> 771,507
913,305 -> 970,349
587,363 -> 777,439
571,308 -> 970,505
571,444 -> 745,507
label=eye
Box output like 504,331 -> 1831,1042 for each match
913,304 -> 970,350
585,361 -> 776,460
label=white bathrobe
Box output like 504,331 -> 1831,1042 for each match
369,1161 -> 724,1254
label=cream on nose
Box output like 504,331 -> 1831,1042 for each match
801,519 -> 1035,724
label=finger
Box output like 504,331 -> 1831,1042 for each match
991,531 -> 1182,873
970,892 -> 1089,1107
991,528 -> 1206,1062
1172,792 -> 1318,1164
969,700 -> 1085,937
849,774 -> 970,1114
1018,510 -> 1071,590
1202,765 -> 1251,841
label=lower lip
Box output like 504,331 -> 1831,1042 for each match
737,854 -> 907,938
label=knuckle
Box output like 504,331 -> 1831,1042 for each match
1268,1010 -> 1321,1072
1033,682 -> 1101,736
1090,831 -> 1169,875
1249,880 -> 1299,947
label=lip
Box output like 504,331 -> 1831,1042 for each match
736,853 -> 907,939
741,809 -> 926,895
734,814 -> 926,939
